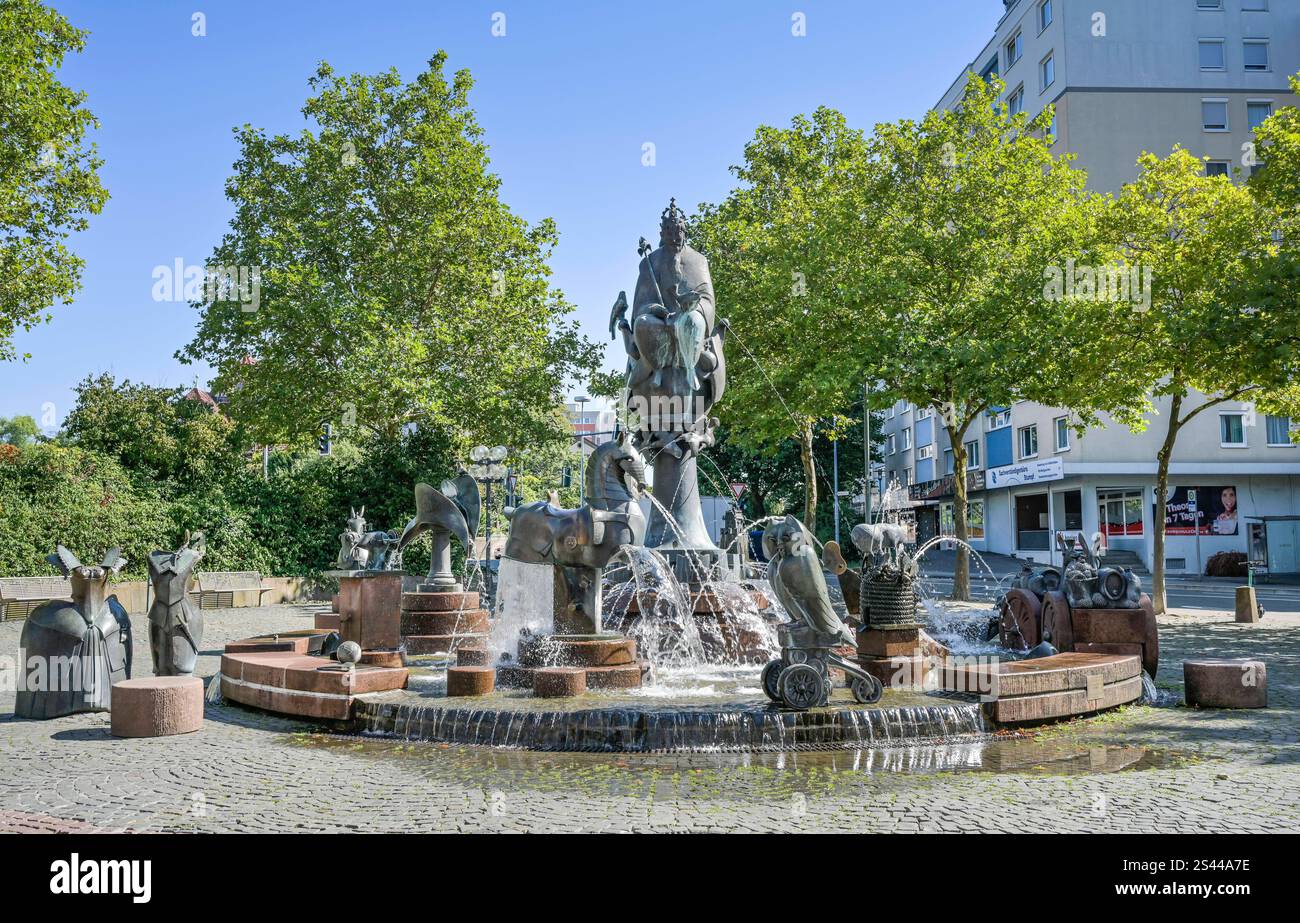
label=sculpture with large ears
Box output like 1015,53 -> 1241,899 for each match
14,546 -> 133,719
147,530 -> 205,676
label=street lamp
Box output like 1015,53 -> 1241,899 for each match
468,445 -> 510,564
573,395 -> 590,502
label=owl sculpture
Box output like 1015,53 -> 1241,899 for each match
763,515 -> 855,648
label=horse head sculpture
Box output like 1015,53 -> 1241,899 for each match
502,432 -> 648,633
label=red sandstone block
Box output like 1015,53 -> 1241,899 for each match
315,612 -> 342,632
401,591 -> 481,612
447,666 -> 495,696
1184,659 -> 1267,709
405,633 -> 488,655
400,608 -> 490,635
857,626 -> 921,658
111,676 -> 204,738
582,663 -> 644,690
533,667 -> 586,697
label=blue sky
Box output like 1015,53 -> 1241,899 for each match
1,0 -> 1001,426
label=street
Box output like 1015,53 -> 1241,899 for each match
918,575 -> 1300,616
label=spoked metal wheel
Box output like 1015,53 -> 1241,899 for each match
761,660 -> 784,702
779,663 -> 826,711
851,674 -> 883,705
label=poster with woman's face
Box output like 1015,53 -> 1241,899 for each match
1163,486 -> 1238,536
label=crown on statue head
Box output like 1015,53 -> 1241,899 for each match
659,198 -> 688,242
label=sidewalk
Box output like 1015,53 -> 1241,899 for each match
912,546 -> 1298,587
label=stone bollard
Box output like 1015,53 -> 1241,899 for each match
1184,658 -> 1267,709
533,667 -> 586,698
111,676 -> 204,737
1235,586 -> 1260,623
447,665 -> 495,696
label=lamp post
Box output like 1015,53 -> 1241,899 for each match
468,444 -> 510,565
573,394 -> 590,502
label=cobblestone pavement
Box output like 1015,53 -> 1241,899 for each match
0,604 -> 1296,833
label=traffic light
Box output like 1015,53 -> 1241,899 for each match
318,422 -> 333,456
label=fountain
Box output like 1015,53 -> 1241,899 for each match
211,200 -> 1159,751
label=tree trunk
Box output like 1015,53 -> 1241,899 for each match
799,420 -> 817,527
948,424 -> 971,600
1151,394 -> 1183,616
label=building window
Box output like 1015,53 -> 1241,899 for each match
1038,0 -> 1053,31
1019,424 -> 1039,459
899,468 -> 910,488
1242,0 -> 1268,10
987,408 -> 1011,429
1195,0 -> 1223,9
887,434 -> 896,455
901,427 -> 912,451
917,443 -> 934,461
1007,85 -> 1025,116
1202,99 -> 1229,131
1040,53 -> 1055,92
1220,412 -> 1246,447
1205,160 -> 1231,177
941,500 -> 986,540
1199,39 -> 1226,71
1099,490 -> 1144,538
1266,415 -> 1294,446
1054,416 -> 1070,451
917,405 -> 932,420
943,448 -> 954,475
979,57 -> 999,83
965,440 -> 981,469
1248,101 -> 1274,131
1005,31 -> 1023,69
1243,40 -> 1269,72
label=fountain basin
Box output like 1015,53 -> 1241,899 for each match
351,686 -> 990,752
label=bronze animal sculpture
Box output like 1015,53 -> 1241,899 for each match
851,521 -> 909,565
14,547 -> 132,719
398,473 -> 480,591
502,433 -> 648,633
147,531 -> 206,676
337,507 -> 399,571
759,516 -> 883,710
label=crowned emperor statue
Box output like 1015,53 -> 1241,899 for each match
610,199 -> 728,563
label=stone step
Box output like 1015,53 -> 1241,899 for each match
1099,550 -> 1150,574
404,632 -> 489,655
400,607 -> 489,635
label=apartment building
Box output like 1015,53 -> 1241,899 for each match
880,0 -> 1300,575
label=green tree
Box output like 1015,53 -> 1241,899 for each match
1111,147 -> 1300,612
178,54 -> 600,450
698,79 -> 1148,598
0,0 -> 108,361
60,373 -> 249,486
0,413 -> 38,444
692,107 -> 873,526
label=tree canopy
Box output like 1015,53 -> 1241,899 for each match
178,54 -> 600,450
0,0 -> 108,361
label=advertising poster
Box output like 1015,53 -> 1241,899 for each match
1163,486 -> 1238,536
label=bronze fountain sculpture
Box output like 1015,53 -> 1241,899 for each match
14,547 -> 133,719
610,198 -> 730,580
502,433 -> 648,634
147,530 -> 206,676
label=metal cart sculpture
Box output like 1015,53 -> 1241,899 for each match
759,516 -> 884,710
